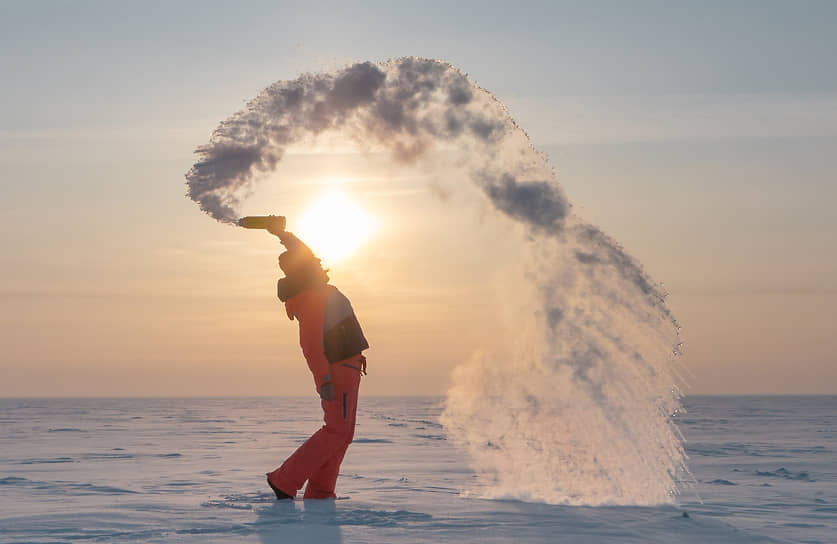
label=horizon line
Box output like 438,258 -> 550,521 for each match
2,393 -> 837,400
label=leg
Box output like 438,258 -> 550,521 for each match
269,361 -> 361,497
304,364 -> 361,498
305,369 -> 360,499
303,441 -> 350,499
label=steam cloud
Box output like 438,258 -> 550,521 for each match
186,57 -> 688,505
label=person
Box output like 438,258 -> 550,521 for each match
265,227 -> 369,500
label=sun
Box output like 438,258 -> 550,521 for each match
296,191 -> 375,264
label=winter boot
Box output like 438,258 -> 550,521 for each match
266,474 -> 293,500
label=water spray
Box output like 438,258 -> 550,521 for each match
185,57 -> 688,505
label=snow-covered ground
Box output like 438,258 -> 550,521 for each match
1,396 -> 834,543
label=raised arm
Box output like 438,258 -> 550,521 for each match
266,226 -> 314,254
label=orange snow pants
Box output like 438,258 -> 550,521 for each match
268,356 -> 362,499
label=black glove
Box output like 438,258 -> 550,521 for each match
318,381 -> 336,402
273,230 -> 305,250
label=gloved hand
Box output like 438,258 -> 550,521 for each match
318,381 -> 336,402
271,229 -> 301,249
265,222 -> 284,236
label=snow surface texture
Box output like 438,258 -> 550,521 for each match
1,397 -> 834,543
185,58 -> 686,505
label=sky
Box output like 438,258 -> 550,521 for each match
1,0 -> 835,396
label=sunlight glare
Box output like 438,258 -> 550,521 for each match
296,191 -> 376,264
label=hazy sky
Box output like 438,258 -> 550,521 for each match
1,1 -> 835,396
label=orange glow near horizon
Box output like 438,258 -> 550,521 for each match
295,189 -> 376,264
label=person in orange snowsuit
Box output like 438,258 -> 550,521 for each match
265,228 -> 368,500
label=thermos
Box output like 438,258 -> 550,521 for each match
238,215 -> 286,231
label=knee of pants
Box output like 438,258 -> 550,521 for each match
323,419 -> 354,443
